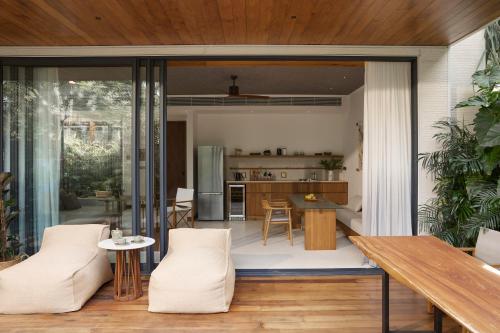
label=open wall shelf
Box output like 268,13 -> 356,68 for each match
227,155 -> 343,159
229,167 -> 324,170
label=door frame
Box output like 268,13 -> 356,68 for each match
159,55 -> 418,238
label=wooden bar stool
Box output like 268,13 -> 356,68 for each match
261,199 -> 293,246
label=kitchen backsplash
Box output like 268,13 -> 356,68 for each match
225,156 -> 339,181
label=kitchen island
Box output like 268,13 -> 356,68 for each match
288,194 -> 342,250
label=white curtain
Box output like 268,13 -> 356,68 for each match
33,68 -> 62,249
362,62 -> 412,236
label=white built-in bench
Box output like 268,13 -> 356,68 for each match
336,195 -> 363,236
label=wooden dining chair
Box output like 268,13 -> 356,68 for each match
261,199 -> 293,246
427,227 -> 500,333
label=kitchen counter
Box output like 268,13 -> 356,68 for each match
227,180 -> 348,219
226,180 -> 345,183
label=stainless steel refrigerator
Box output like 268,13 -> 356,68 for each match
197,146 -> 224,220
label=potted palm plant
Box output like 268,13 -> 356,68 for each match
0,172 -> 21,271
320,159 -> 344,181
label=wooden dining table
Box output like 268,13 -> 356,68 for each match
288,194 -> 342,250
350,236 -> 500,333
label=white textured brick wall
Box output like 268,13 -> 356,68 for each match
417,48 -> 450,206
449,29 -> 486,125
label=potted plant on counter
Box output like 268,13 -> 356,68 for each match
320,159 -> 344,181
0,172 -> 22,271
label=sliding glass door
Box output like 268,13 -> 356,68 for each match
138,60 -> 168,267
138,61 -> 163,268
2,65 -> 133,252
1,60 -> 168,272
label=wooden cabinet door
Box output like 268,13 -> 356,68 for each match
271,183 -> 294,193
246,193 -> 256,217
246,183 -> 258,193
257,193 -> 269,217
310,183 -> 321,193
297,183 -> 309,193
246,192 -> 268,218
246,182 -> 271,193
297,183 -> 321,193
324,192 -> 348,205
321,182 -> 348,193
269,192 -> 289,202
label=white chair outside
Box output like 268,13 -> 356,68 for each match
167,188 -> 195,228
471,227 -> 500,268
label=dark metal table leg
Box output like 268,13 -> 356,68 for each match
433,307 -> 443,333
381,269 -> 439,333
382,270 -> 390,333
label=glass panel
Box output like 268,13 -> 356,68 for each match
153,65 -> 161,264
2,66 -> 133,253
138,63 -> 161,266
139,65 -> 146,238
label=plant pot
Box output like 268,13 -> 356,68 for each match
0,255 -> 23,271
327,170 -> 334,181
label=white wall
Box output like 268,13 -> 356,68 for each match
449,29 -> 485,125
343,87 -> 364,198
193,105 -> 348,180
196,110 -> 346,154
417,48 -> 450,207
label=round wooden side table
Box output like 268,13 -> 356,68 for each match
98,236 -> 155,301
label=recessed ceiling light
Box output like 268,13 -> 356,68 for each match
68,80 -> 76,85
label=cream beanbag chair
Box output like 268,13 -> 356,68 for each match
148,228 -> 235,313
0,224 -> 113,314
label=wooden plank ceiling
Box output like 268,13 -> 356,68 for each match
0,0 -> 499,46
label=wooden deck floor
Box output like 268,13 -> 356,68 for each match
0,275 -> 461,333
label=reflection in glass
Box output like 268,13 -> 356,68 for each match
139,65 -> 161,264
2,66 -> 132,252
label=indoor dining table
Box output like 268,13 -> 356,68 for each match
288,193 -> 342,250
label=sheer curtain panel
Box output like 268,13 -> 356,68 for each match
362,62 -> 412,236
33,68 -> 61,249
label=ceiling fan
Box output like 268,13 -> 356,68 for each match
226,75 -> 269,99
